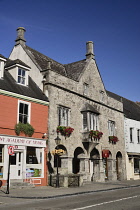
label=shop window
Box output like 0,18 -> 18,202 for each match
58,106 -> 70,126
134,158 -> 140,174
0,166 -> 3,178
26,147 -> 42,164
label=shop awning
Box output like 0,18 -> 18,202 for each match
102,150 -> 109,158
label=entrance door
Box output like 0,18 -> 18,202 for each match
10,152 -> 23,179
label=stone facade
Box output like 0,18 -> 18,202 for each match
9,28 -> 126,186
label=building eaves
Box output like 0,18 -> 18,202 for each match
5,58 -> 31,69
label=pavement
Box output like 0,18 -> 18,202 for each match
0,179 -> 140,206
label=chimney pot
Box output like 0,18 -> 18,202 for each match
15,27 -> 26,46
86,41 -> 94,59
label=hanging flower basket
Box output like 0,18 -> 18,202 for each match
57,126 -> 74,137
109,136 -> 119,143
89,130 -> 103,140
15,122 -> 35,137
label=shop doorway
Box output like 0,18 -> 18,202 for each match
10,152 -> 23,179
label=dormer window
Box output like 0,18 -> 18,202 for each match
5,59 -> 30,86
18,68 -> 26,85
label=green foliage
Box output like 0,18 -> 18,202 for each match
15,122 -> 35,137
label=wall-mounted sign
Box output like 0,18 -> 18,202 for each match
0,135 -> 46,148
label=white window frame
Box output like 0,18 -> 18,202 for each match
82,112 -> 99,131
108,120 -> 115,136
58,106 -> 70,126
17,100 -> 31,124
17,68 -> 26,85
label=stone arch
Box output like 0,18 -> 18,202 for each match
54,144 -> 67,168
72,147 -> 85,174
116,151 -> 123,180
90,148 -> 100,159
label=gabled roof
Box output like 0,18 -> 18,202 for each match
5,58 -> 30,69
107,90 -> 140,121
24,45 -> 87,81
0,70 -> 48,102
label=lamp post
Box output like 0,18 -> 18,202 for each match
54,136 -> 61,188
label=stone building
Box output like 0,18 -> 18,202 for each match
9,27 -> 126,186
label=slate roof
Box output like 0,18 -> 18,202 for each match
0,70 -> 48,102
107,90 -> 140,121
5,59 -> 30,69
24,45 -> 87,81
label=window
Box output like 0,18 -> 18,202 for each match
137,129 -> 140,143
83,83 -> 89,95
130,128 -> 133,143
82,112 -> 98,131
134,158 -> 140,173
58,106 -> 69,126
108,120 -> 115,136
100,91 -> 105,102
26,147 -> 42,164
18,101 -> 30,124
18,68 -> 26,85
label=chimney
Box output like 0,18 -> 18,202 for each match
15,27 -> 26,46
86,41 -> 94,59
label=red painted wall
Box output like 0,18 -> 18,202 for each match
0,94 -> 48,139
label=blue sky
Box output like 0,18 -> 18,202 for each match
1,0 -> 140,102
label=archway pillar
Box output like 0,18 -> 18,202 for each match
99,159 -> 106,182
67,157 -> 73,173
